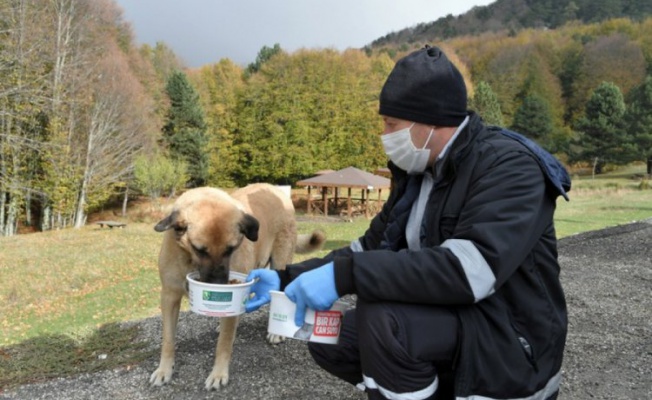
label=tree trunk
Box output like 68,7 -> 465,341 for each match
592,157 -> 599,180
647,156 -> 652,176
122,187 -> 129,217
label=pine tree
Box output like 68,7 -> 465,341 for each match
470,81 -> 504,126
624,76 -> 652,175
511,94 -> 553,147
162,70 -> 208,187
573,82 -> 629,175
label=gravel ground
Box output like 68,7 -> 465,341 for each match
2,219 -> 651,400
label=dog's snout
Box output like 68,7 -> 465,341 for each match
199,265 -> 229,284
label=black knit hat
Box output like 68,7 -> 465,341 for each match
379,45 -> 467,126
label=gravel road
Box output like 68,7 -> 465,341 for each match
2,219 -> 651,400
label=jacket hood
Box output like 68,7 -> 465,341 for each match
497,128 -> 571,201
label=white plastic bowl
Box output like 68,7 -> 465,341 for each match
186,271 -> 253,317
267,290 -> 349,344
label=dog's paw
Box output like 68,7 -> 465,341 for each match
267,333 -> 286,345
205,365 -> 229,390
149,364 -> 174,386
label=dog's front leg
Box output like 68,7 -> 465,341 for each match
205,315 -> 239,390
150,288 -> 183,386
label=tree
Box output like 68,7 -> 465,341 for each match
511,94 -> 554,147
624,76 -> 652,175
133,154 -> 187,201
570,33 -> 647,123
72,40 -> 158,228
233,49 -> 389,185
162,70 -> 208,187
470,81 -> 504,126
189,59 -> 244,187
246,44 -> 282,76
573,82 -> 630,176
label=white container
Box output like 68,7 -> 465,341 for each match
267,290 -> 349,344
186,271 -> 253,317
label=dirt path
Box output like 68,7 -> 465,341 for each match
2,219 -> 651,399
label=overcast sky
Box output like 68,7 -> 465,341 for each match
115,0 -> 495,68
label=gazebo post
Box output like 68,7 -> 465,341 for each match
307,186 -> 313,215
347,187 -> 352,218
334,187 -> 339,209
322,186 -> 328,216
364,189 -> 369,218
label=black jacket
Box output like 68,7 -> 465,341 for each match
281,112 -> 570,399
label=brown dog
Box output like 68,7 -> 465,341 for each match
149,183 -> 325,390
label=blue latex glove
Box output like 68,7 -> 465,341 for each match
285,262 -> 339,327
245,269 -> 280,312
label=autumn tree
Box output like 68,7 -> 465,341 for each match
162,70 -> 208,187
0,0 -> 48,235
189,59 -> 244,187
133,154 -> 187,200
246,43 -> 282,76
233,49 -> 389,185
72,39 -> 158,228
568,33 -> 647,123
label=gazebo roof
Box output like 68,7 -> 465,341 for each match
296,166 -> 391,190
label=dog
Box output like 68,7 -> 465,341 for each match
149,183 -> 325,390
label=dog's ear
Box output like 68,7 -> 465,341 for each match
240,213 -> 259,242
154,211 -> 178,232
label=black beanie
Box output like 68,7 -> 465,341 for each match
379,46 -> 467,126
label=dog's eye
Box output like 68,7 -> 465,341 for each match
192,244 -> 208,256
224,245 -> 235,257
173,225 -> 187,235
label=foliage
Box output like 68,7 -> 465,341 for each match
3,0 -> 652,237
572,82 -> 632,173
132,154 -> 187,200
162,70 -> 209,187
370,0 -> 652,47
189,59 -> 245,187
231,49 -> 390,186
624,76 -> 652,174
470,81 -> 504,126
246,43 -> 283,76
511,94 -> 554,147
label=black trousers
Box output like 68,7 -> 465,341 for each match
308,299 -> 459,400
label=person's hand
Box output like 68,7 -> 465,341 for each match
285,262 -> 339,326
245,269 -> 280,312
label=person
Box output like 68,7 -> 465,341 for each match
245,45 -> 570,400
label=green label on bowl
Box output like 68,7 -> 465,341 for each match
203,290 -> 233,302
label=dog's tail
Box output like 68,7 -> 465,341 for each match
295,230 -> 326,254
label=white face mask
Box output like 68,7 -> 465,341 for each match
381,123 -> 434,174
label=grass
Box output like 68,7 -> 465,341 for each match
1,167 -> 651,390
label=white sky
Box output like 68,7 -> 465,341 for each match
115,0 -> 495,68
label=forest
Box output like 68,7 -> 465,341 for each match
1,0 -> 651,236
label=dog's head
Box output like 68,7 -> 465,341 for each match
154,188 -> 259,284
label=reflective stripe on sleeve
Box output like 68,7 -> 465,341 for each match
441,239 -> 496,302
350,239 -> 364,252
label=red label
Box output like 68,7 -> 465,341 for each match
313,310 -> 342,337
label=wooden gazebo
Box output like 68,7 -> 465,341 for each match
296,167 -> 391,218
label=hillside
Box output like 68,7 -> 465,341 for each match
368,0 -> 652,48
